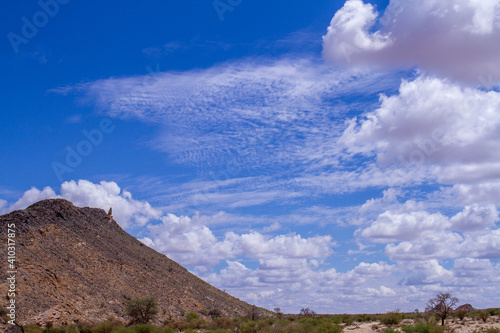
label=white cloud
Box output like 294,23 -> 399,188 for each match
144,213 -> 335,269
71,58 -> 400,173
402,259 -> 454,286
385,232 -> 463,261
366,285 -> 396,297
323,0 -> 500,84
453,258 -> 494,277
0,199 -> 7,212
361,211 -> 450,242
353,261 -> 395,276
453,181 -> 500,205
460,229 -> 500,259
339,77 -> 500,184
450,204 -> 498,231
360,203 -> 500,261
3,186 -> 57,213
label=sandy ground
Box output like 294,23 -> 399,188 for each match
344,316 -> 500,333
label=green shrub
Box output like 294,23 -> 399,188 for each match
428,326 -> 445,333
455,310 -> 468,321
379,312 -> 402,326
239,320 -> 260,333
25,325 -> 45,333
341,314 -> 354,325
90,321 -> 123,333
382,328 -> 398,333
109,327 -> 133,333
130,324 -> 158,333
160,328 -> 175,333
329,315 -> 343,324
478,311 -> 491,323
402,324 -> 432,333
487,309 -> 499,316
125,297 -> 158,325
185,312 -> 199,320
362,314 -> 377,322
315,322 -> 343,333
43,328 -> 72,333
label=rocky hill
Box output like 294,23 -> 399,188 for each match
0,199 -> 263,327
456,304 -> 476,312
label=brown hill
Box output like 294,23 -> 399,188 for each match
456,304 -> 476,312
0,199 -> 264,327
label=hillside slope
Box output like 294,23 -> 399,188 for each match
0,199 -> 262,326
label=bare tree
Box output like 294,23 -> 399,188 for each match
247,305 -> 260,321
274,307 -> 283,319
426,293 -> 459,326
299,307 -> 316,318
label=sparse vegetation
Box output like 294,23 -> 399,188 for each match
15,309 -> 500,333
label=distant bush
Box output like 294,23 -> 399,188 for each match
130,324 -> 160,333
402,324 -> 432,333
329,315 -> 343,324
487,308 -> 499,316
25,325 -> 44,333
379,312 -> 403,326
382,328 -> 399,333
362,314 -> 377,322
186,312 -> 199,321
341,314 -> 354,325
428,325 -> 445,333
208,308 -> 222,319
247,305 -> 260,321
90,320 -> 122,333
454,310 -> 468,321
42,328 -> 75,333
477,311 -> 491,323
300,308 -> 317,318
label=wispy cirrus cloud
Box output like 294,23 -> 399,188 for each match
71,58 -> 402,172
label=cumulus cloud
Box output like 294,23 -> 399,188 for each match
323,0 -> 500,84
360,204 -> 500,261
2,186 -> 57,213
450,204 -> 498,231
361,211 -> 450,242
203,260 -> 402,313
340,77 -> 500,184
454,181 -> 500,205
143,212 -> 334,269
453,258 -> 494,277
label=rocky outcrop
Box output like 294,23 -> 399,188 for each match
456,304 -> 476,312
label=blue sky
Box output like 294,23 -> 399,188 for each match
2,0 -> 500,314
